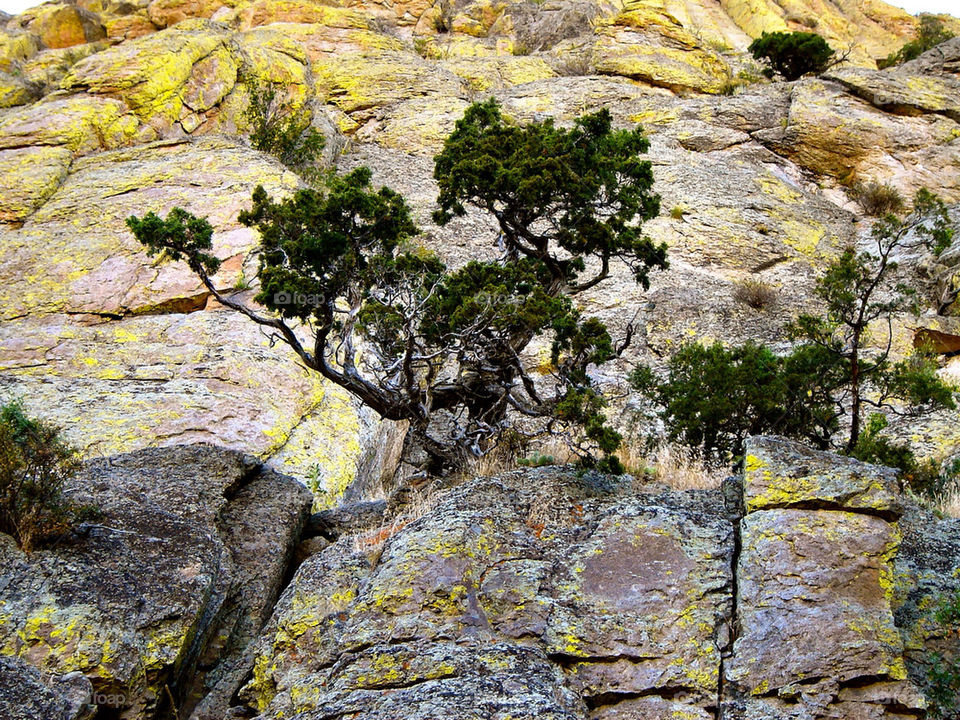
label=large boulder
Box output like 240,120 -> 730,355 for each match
0,444 -> 313,720
237,468 -> 736,719
723,436 -> 932,719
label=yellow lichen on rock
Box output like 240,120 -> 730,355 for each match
0,95 -> 143,155
0,146 -> 73,222
593,2 -> 731,93
61,20 -> 230,129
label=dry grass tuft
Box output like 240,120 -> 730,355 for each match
853,181 -> 906,217
733,277 -> 778,310
351,485 -> 443,556
639,445 -> 727,491
935,483 -> 960,519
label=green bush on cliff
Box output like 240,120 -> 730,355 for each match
631,341 -> 843,461
243,81 -> 326,182
880,14 -> 954,68
0,401 -> 95,552
748,31 -> 835,80
129,100 -> 667,475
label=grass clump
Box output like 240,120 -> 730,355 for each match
853,181 -> 906,217
732,277 -> 778,310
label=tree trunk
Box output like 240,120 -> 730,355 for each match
846,340 -> 862,453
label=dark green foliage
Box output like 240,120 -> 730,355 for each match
880,14 -> 954,68
243,81 -> 326,181
126,208 -> 221,277
790,189 -> 955,450
748,31 -> 834,80
927,653 -> 960,719
130,101 -> 666,473
434,99 -> 666,291
0,401 -> 95,552
631,342 -> 842,461
925,592 -> 960,719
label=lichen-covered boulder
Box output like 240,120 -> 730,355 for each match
0,445 -> 313,720
0,69 -> 35,107
724,436 -> 929,719
0,310 -> 384,490
593,3 -> 731,94
755,78 -> 960,200
0,94 -> 144,156
0,145 -> 72,222
61,19 -> 235,131
743,435 -> 904,516
10,2 -> 106,49
237,469 -> 735,719
0,27 -> 42,71
0,137 -> 295,318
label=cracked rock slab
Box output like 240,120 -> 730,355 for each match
239,469 -> 733,720
0,445 -> 312,720
743,435 -> 904,516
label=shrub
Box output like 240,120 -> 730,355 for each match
748,31 -> 834,81
732,277 -> 777,310
880,14 -> 954,68
243,81 -> 326,182
0,401 -> 95,552
853,181 -> 906,217
631,341 -> 841,461
925,591 -> 960,719
670,205 -> 686,220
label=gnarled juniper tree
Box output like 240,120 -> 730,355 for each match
128,100 -> 667,475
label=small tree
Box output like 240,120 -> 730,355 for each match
635,191 -> 956,463
243,81 -> 326,182
748,31 -> 835,80
790,189 -> 955,451
880,14 -> 954,68
129,101 -> 667,475
0,401 -> 93,552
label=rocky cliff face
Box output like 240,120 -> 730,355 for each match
1,0 -> 960,501
0,438 -> 956,719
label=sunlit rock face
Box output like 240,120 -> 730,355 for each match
0,0 -> 958,494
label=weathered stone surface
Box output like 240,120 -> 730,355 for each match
593,3 -> 731,94
0,310 -> 385,488
0,94 -> 143,155
0,27 -> 42,71
238,469 -> 734,719
0,655 -> 95,720
825,65 -> 960,123
61,19 -> 232,129
755,78 -> 960,200
743,435 -> 904,515
0,445 -> 312,720
0,137 -> 296,319
0,144 -> 72,222
0,69 -> 35,107
892,503 -> 960,703
11,2 -> 106,49
728,509 -> 910,693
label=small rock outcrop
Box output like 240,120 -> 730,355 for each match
0,444 -> 313,720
